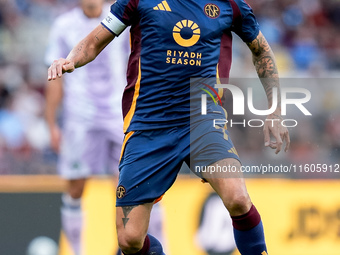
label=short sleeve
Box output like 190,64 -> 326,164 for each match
101,0 -> 139,36
44,19 -> 69,66
232,0 -> 260,43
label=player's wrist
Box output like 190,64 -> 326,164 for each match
267,109 -> 282,119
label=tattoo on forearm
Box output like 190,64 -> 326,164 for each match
95,27 -> 105,41
122,205 -> 137,228
256,55 -> 279,106
247,32 -> 280,108
75,40 -> 87,57
69,39 -> 89,68
246,33 -> 270,57
255,56 -> 278,78
271,113 -> 283,119
260,75 -> 280,108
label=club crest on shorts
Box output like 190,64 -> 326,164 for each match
204,3 -> 220,19
116,185 -> 126,199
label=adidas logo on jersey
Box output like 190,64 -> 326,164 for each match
153,0 -> 172,11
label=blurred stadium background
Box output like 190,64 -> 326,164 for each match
0,0 -> 340,254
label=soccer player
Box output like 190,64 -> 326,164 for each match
44,0 -> 128,254
47,0 -> 290,254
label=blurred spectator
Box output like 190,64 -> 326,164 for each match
0,85 -> 26,151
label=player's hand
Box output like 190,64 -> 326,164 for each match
47,58 -> 75,81
263,112 -> 290,154
49,124 -> 61,153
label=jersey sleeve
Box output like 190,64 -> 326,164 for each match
44,18 -> 69,66
232,0 -> 260,43
101,0 -> 139,36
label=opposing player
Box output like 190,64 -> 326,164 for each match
44,0 -> 128,254
47,0 -> 290,254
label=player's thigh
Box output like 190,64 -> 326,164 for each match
190,117 -> 240,178
84,129 -> 114,175
116,202 -> 153,246
107,135 -> 123,176
203,158 -> 252,216
59,121 -> 91,179
64,128 -> 120,176
117,128 -> 188,206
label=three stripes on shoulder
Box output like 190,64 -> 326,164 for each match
153,0 -> 172,11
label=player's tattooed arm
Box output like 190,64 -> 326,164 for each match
246,31 -> 280,108
66,25 -> 115,69
68,39 -> 89,68
247,31 -> 290,153
48,25 -> 115,80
